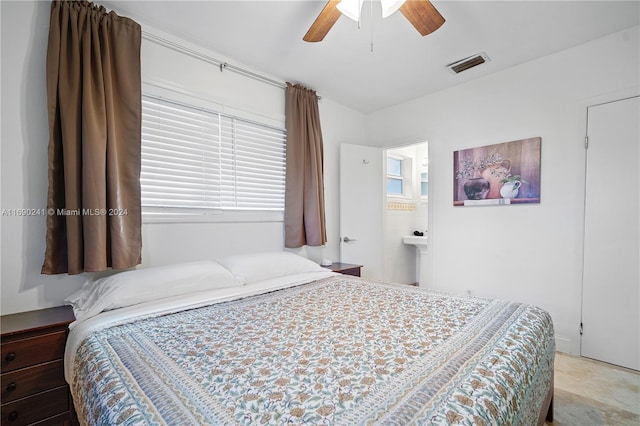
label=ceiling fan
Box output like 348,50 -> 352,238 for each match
303,0 -> 445,42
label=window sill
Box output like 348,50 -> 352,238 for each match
386,195 -> 413,202
142,210 -> 283,224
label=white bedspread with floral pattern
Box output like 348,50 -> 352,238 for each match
68,275 -> 554,425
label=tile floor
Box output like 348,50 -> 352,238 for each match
546,352 -> 640,425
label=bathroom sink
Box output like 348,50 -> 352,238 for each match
402,235 -> 428,248
403,235 -> 429,287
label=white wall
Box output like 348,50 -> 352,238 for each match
366,26 -> 640,354
1,1 -> 87,312
0,1 -> 365,315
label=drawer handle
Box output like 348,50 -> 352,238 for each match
5,352 -> 16,362
6,382 -> 16,392
8,411 -> 18,422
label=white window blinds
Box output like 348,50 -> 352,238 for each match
141,95 -> 286,216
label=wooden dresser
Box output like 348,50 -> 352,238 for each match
1,306 -> 76,426
324,262 -> 363,277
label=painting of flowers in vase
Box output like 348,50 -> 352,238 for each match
453,137 -> 541,206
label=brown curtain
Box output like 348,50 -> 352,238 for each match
284,83 -> 327,248
42,0 -> 142,275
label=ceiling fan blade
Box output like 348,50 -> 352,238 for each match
399,0 -> 445,36
303,0 -> 342,42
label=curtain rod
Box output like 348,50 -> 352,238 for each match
142,31 -> 285,89
142,31 -> 320,99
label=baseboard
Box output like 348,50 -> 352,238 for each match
555,335 -> 572,354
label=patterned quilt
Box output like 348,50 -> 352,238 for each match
70,276 -> 555,425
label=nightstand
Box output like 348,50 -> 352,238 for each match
324,262 -> 363,277
1,306 -> 76,426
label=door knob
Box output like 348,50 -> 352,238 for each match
342,237 -> 357,243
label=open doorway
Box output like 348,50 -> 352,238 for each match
383,141 -> 429,285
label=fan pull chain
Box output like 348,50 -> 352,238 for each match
370,0 -> 374,53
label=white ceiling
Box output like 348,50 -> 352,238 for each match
103,1 -> 640,113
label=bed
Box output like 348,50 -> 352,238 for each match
64,252 -> 555,425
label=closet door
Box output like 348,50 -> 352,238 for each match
581,96 -> 639,370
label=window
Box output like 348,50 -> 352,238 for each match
421,172 -> 429,197
141,95 -> 286,219
386,156 -> 404,196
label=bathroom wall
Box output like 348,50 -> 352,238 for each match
383,143 -> 428,284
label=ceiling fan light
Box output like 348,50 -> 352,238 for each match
380,0 -> 406,18
337,0 -> 365,22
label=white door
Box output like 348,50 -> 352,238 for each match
339,144 -> 384,280
581,96 -> 639,370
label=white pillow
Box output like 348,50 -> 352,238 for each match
216,251 -> 325,284
66,260 -> 242,323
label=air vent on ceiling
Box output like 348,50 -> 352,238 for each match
447,53 -> 490,74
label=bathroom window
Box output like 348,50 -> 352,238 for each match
387,156 -> 404,196
421,172 -> 429,198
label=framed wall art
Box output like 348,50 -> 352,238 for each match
453,137 -> 541,206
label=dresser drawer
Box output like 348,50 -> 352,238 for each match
1,331 -> 67,372
1,360 -> 66,403
30,412 -> 71,426
1,386 -> 69,426
30,412 -> 70,426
